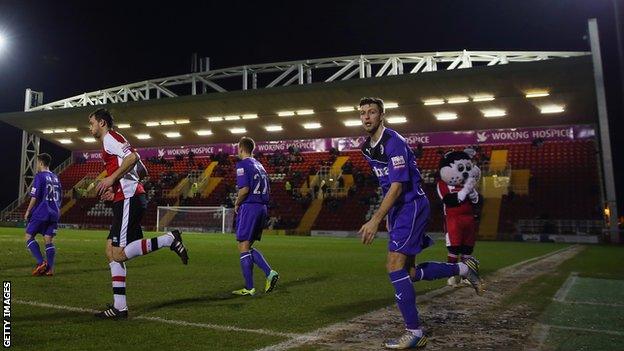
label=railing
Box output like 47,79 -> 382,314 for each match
517,219 -> 604,236
0,157 -> 73,221
26,51 -> 589,111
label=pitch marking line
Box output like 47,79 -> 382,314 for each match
541,324 -> 624,337
255,245 -> 583,351
553,272 -> 578,302
14,299 -> 300,339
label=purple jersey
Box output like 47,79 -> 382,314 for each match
30,171 -> 62,222
236,157 -> 270,205
361,127 -> 425,204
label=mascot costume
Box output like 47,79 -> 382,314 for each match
437,150 -> 482,286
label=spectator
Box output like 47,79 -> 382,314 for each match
413,142 -> 424,159
285,180 -> 292,195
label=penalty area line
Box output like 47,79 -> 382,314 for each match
14,299 -> 300,339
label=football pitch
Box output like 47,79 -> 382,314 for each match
1,228 -> 621,350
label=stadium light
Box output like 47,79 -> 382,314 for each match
447,97 -> 469,104
277,111 -> 295,117
53,129 -> 65,133
482,109 -> 506,118
343,119 -> 361,127
65,128 -> 79,132
207,116 -> 223,122
265,125 -> 283,132
0,33 -> 6,53
435,112 -> 458,121
229,127 -> 247,134
160,120 -> 175,126
42,130 -> 54,134
540,105 -> 565,114
175,119 -> 190,124
242,114 -> 258,120
58,139 -> 72,144
164,132 -> 181,138
472,95 -> 495,102
303,122 -> 321,129
296,109 -> 314,115
336,106 -> 355,113
117,123 -> 131,129
82,137 -> 96,143
384,102 -> 399,109
224,115 -> 240,121
525,90 -> 550,98
135,134 -> 151,140
386,116 -> 407,124
196,130 -> 213,136
145,121 -> 159,127
423,99 -> 445,106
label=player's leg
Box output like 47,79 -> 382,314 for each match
114,195 -> 188,264
43,233 -> 56,276
24,221 -> 46,276
249,205 -> 279,293
233,204 -> 258,296
385,251 -> 427,349
233,240 -> 256,296
384,200 -> 427,349
96,201 -> 128,319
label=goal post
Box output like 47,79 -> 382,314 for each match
156,206 -> 235,233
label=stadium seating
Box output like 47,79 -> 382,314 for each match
24,139 -> 598,235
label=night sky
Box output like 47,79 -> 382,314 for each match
0,0 -> 622,211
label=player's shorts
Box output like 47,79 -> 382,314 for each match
444,214 -> 476,247
108,194 -> 146,247
236,203 -> 267,242
26,219 -> 58,237
387,195 -> 434,255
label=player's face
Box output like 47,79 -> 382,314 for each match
36,160 -> 44,172
237,145 -> 243,159
359,103 -> 383,135
88,116 -> 103,139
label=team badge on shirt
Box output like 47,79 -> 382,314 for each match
237,168 -> 245,176
391,155 -> 406,168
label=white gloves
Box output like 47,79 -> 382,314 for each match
458,178 -> 476,202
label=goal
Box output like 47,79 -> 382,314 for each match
156,206 -> 235,233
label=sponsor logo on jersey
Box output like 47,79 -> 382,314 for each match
237,168 -> 245,176
391,155 -> 405,168
373,166 -> 389,177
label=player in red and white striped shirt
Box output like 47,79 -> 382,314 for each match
88,108 -> 189,319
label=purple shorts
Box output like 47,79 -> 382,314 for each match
26,219 -> 58,237
236,203 -> 267,242
387,196 -> 433,255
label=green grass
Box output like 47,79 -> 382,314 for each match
1,228 -> 568,350
500,245 -> 624,351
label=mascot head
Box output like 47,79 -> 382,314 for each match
439,149 -> 480,186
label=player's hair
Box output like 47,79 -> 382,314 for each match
37,153 -> 52,167
359,97 -> 385,114
239,137 -> 255,154
89,108 -> 114,129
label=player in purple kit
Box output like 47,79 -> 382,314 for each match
232,137 -> 279,296
24,153 -> 62,276
357,97 -> 484,349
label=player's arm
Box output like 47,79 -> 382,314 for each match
24,197 -> 38,221
234,186 -> 249,214
24,177 -> 42,220
234,163 -> 251,213
360,181 -> 403,244
96,152 -> 140,194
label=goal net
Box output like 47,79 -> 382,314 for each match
156,206 -> 235,233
